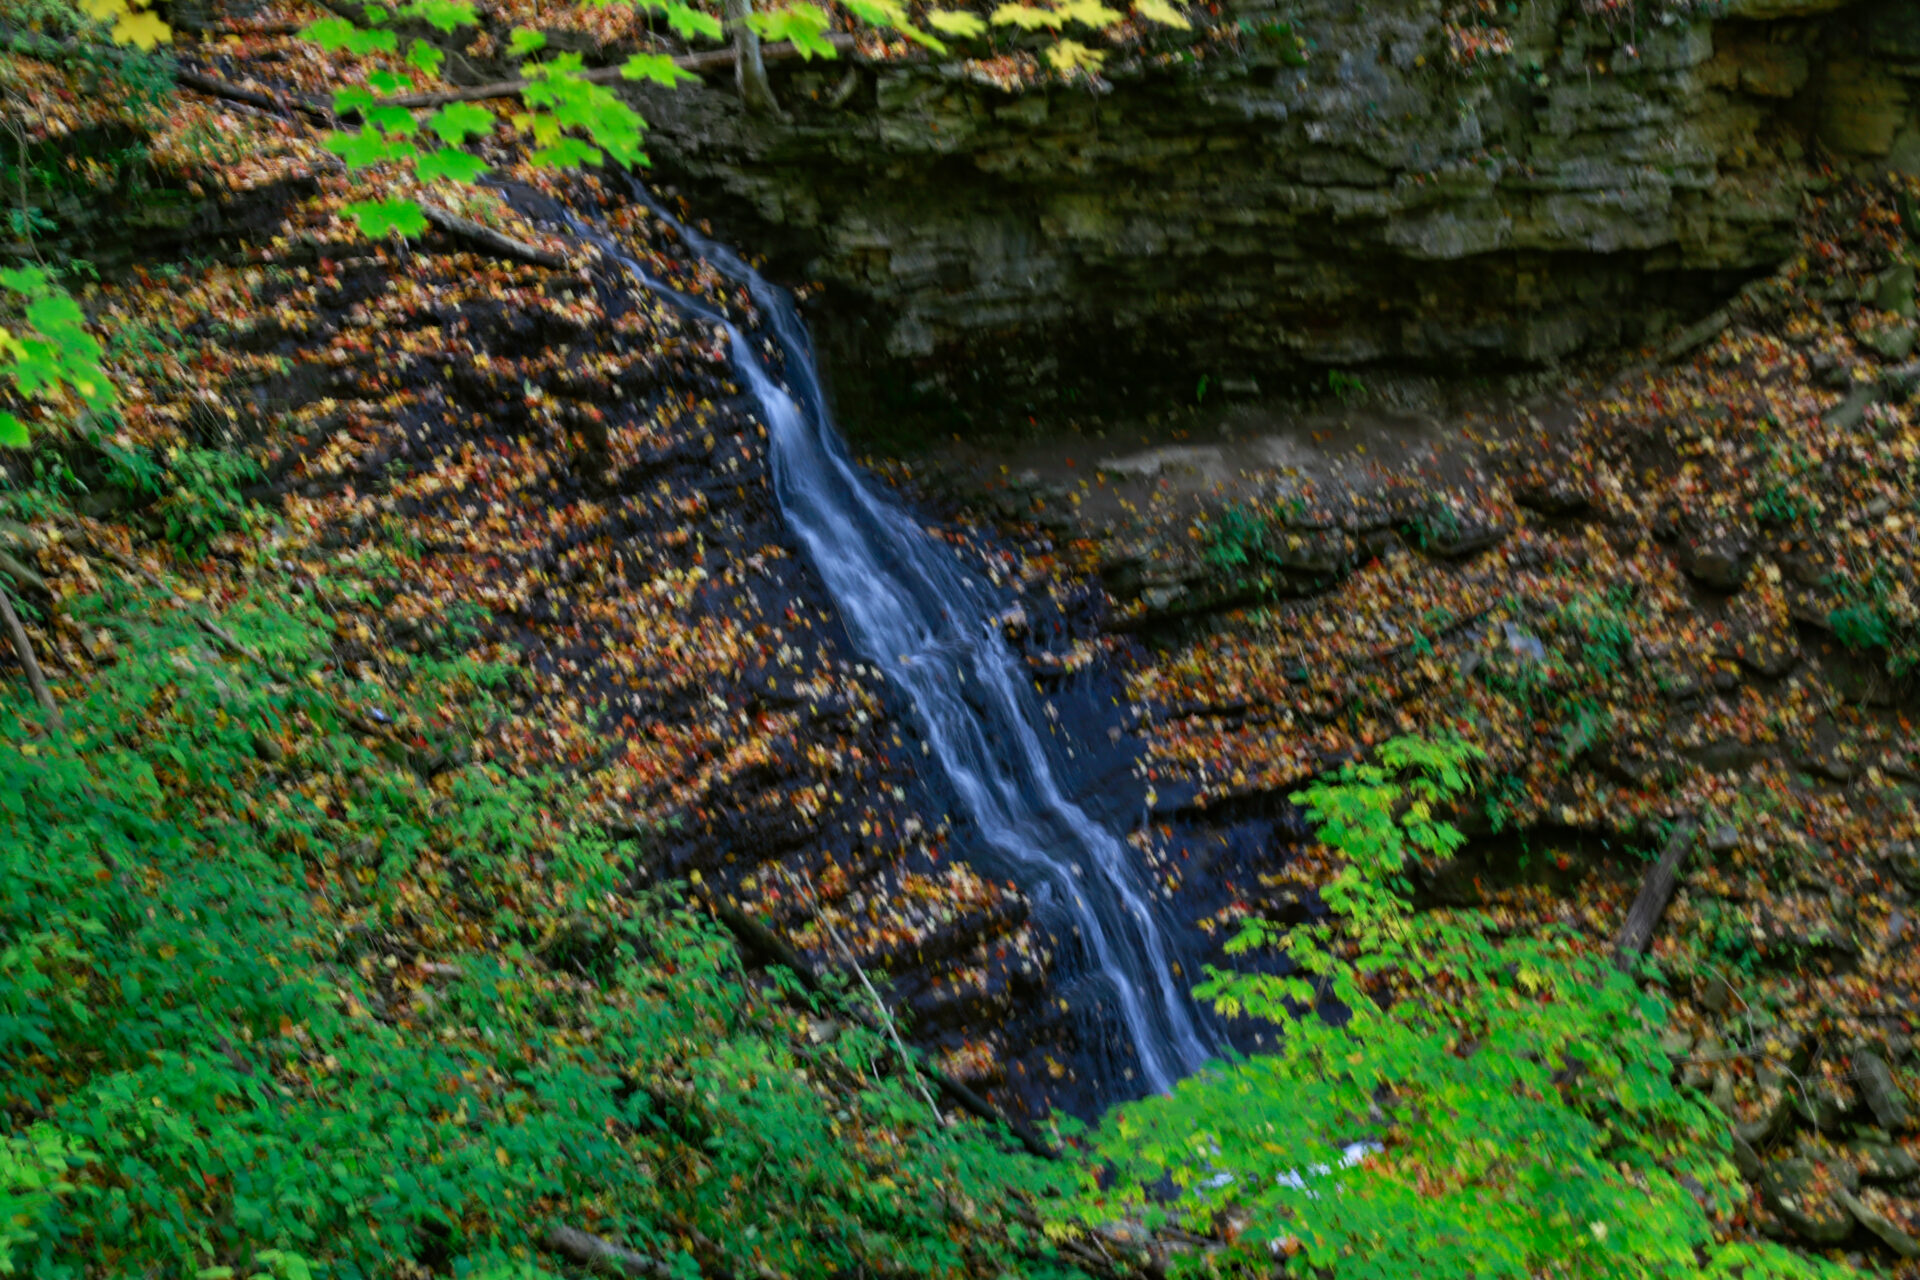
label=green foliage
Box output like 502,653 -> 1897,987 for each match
1326,369 -> 1364,405
1199,495 -> 1313,600
0,565 -> 1076,1279
1825,564 -> 1919,677
0,266 -> 114,449
1554,586 -> 1636,679
1063,736 -> 1840,1280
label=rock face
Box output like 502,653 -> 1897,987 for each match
630,0 -> 1920,420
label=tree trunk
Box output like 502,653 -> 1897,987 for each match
723,0 -> 783,119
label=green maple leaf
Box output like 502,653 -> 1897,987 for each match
619,53 -> 696,87
0,411 -> 27,449
300,16 -> 360,48
394,0 -> 478,32
407,40 -> 445,75
414,148 -> 488,184
747,5 -> 836,57
425,101 -> 495,144
346,199 -> 427,237
661,3 -> 723,40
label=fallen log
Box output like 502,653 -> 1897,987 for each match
172,67 -> 335,123
1612,818 -> 1699,971
419,201 -> 569,269
0,582 -> 61,732
546,1226 -> 677,1280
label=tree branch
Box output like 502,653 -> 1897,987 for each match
375,33 -> 858,109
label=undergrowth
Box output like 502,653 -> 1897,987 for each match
0,548 -> 1073,1280
1066,736 -> 1842,1280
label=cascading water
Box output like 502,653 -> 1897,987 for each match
568,193 -> 1213,1096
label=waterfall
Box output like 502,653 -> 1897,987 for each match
569,193 -> 1213,1096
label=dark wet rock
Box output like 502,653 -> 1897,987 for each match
1884,841 -> 1920,893
1739,1089 -> 1796,1147
1734,627 -> 1801,678
1760,1158 -> 1857,1244
1512,475 -> 1594,517
1858,1052 -> 1914,1131
1684,532 -> 1756,592
1838,1187 -> 1920,1258
1795,1086 -> 1856,1134
1848,1135 -> 1920,1185
1403,503 -> 1508,560
1868,323 -> 1920,362
1875,263 -> 1917,320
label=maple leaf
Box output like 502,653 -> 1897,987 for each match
990,3 -> 1057,29
112,6 -> 171,48
425,102 -> 496,145
619,53 -> 697,88
926,8 -> 987,36
746,5 -> 838,58
415,148 -> 488,184
659,2 -> 724,40
346,199 -> 428,238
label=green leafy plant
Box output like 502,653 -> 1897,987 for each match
1064,735 -> 1841,1280
0,568 -> 1078,1280
0,265 -> 114,449
1825,564 -> 1919,677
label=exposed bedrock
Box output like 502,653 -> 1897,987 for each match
623,0 -> 1920,422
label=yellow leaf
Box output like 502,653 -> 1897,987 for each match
926,7 -> 987,35
990,3 -> 1058,29
1135,0 -> 1187,25
1053,0 -> 1120,25
112,6 -> 171,48
1045,37 -> 1103,71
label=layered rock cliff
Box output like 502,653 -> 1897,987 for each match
628,0 -> 1920,420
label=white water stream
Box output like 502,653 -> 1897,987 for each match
574,198 -> 1212,1094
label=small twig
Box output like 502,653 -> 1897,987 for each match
793,869 -> 944,1128
0,580 -> 61,732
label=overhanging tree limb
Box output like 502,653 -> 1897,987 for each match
371,34 -> 858,110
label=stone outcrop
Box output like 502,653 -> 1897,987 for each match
624,0 -> 1920,420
